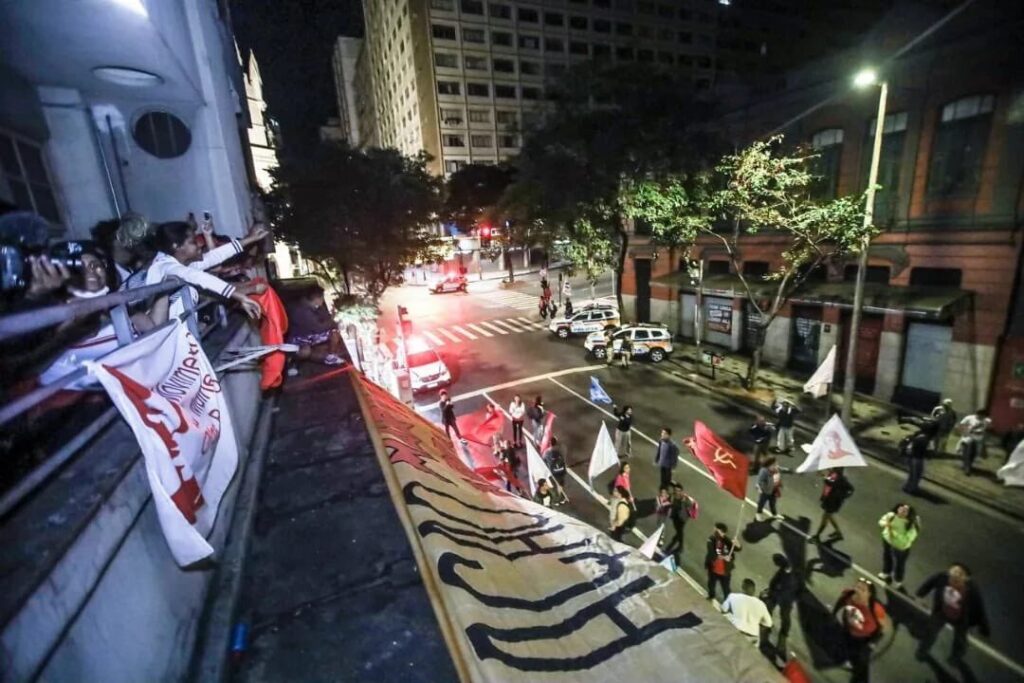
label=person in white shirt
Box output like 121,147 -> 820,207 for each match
957,409 -> 991,475
721,578 -> 773,646
509,394 -> 526,448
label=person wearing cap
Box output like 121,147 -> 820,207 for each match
773,397 -> 800,454
930,398 -> 957,454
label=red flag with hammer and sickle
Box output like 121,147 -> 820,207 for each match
683,421 -> 750,500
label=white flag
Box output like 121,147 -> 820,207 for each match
796,414 -> 867,473
526,439 -> 554,497
588,422 -> 620,483
997,440 -> 1024,487
639,524 -> 664,559
659,555 -> 678,572
803,344 -> 836,398
87,321 -> 238,566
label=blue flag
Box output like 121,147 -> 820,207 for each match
589,376 -> 613,404
659,555 -> 677,572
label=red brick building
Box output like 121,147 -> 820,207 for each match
621,3 -> 1024,429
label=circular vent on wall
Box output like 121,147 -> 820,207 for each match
132,111 -> 191,159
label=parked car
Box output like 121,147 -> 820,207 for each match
403,337 -> 452,392
548,305 -> 620,339
430,275 -> 468,294
584,323 -> 674,362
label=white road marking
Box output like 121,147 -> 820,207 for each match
423,331 -> 445,346
465,322 -> 493,338
476,321 -> 508,335
488,319 -> 526,333
417,364 -> 604,411
517,317 -> 548,330
438,328 -> 462,343
451,325 -> 478,341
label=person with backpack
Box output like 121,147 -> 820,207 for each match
763,554 -> 801,662
509,394 -> 526,448
833,579 -> 889,683
705,522 -> 741,601
543,436 -> 569,505
663,483 -> 697,564
915,563 -> 989,663
655,427 -> 680,490
812,468 -> 854,542
878,503 -> 920,590
755,457 -> 783,522
612,404 -> 633,457
608,486 -> 632,541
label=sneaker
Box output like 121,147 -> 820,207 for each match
460,438 -> 468,444
755,512 -> 766,522
877,572 -> 891,583
287,367 -> 299,377
773,513 -> 785,520
893,581 -> 904,591
323,354 -> 344,366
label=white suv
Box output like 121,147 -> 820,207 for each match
584,323 -> 674,362
549,306 -> 621,339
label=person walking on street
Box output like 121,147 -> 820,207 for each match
773,398 -> 800,454
930,399 -> 957,454
878,503 -> 920,590
663,484 -> 696,564
755,457 -> 783,522
833,579 -> 888,683
764,554 -> 801,662
564,297 -> 574,317
562,278 -> 572,302
543,437 -> 569,505
749,415 -> 774,471
612,404 -> 633,457
613,462 -> 636,510
655,427 -> 680,490
915,563 -> 989,663
608,486 -> 632,541
721,578 -> 773,647
529,395 -> 547,444
619,334 -> 632,368
705,523 -> 741,601
439,390 -> 467,443
509,394 -> 526,448
813,467 -> 854,542
900,418 -> 936,495
539,296 -> 549,321
533,478 -> 554,507
957,409 -> 991,475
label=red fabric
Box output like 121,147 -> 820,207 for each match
459,407 -> 507,466
539,411 -> 556,453
684,421 -> 750,499
247,278 -> 288,390
782,659 -> 813,683
838,591 -> 887,638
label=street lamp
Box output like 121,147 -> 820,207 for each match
840,68 -> 888,423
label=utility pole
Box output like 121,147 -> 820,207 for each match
841,73 -> 888,424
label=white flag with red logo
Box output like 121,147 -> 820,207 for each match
87,321 -> 238,566
796,414 -> 867,473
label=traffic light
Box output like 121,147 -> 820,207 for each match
479,224 -> 492,248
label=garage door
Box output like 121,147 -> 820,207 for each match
902,322 -> 952,394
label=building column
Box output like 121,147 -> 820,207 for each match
874,313 -> 904,401
819,307 -> 841,363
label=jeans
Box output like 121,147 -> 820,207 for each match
533,420 -> 545,445
615,429 -> 632,457
757,492 -> 778,517
881,541 -> 910,582
777,426 -> 794,452
707,571 -> 732,601
660,466 -> 673,490
960,437 -> 983,473
904,456 -> 925,493
512,419 -> 524,445
765,597 -> 794,652
917,612 -> 969,661
844,634 -> 873,683
663,518 -> 686,563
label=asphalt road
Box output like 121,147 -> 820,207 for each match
382,271 -> 1024,683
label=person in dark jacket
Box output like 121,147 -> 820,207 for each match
915,563 -> 989,662
900,417 -> 937,495
439,390 -> 466,443
612,404 -> 633,457
705,522 -> 741,601
542,437 -> 568,505
654,427 -> 680,489
773,399 -> 800,454
749,415 -> 774,470
812,468 -> 853,542
764,554 -> 801,660
662,483 -> 696,565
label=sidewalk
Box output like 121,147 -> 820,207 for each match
660,339 -> 1024,521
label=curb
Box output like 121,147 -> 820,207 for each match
656,363 -> 1024,523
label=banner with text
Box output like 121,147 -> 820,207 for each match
352,373 -> 784,683
87,321 -> 238,566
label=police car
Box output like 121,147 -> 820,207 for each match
403,337 -> 452,392
583,323 -> 674,362
548,303 -> 620,339
430,274 -> 468,294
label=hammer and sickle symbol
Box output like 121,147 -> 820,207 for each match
713,447 -> 737,469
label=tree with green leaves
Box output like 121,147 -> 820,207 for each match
624,136 -> 870,387
266,143 -> 444,302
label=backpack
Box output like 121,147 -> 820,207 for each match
838,478 -> 855,500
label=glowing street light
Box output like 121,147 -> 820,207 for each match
853,68 -> 879,89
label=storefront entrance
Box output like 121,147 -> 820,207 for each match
836,313 -> 883,394
897,322 -> 952,410
788,305 -> 822,372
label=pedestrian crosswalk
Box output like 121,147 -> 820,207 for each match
476,289 -> 540,311
419,316 -> 548,347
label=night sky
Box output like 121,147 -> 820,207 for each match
231,0 -> 362,159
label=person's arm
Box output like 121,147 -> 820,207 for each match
879,512 -> 892,529
973,585 -> 990,637
915,573 -> 939,599
720,595 -> 733,614
160,259 -> 261,319
760,603 -> 773,629
832,590 -> 850,616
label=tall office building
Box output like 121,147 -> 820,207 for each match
352,0 -> 720,175
331,36 -> 364,146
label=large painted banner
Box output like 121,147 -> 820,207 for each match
350,374 -> 784,683
87,321 -> 238,566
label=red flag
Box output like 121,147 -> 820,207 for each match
246,278 -> 288,391
782,658 -> 812,683
539,411 -> 557,453
458,406 -> 506,467
683,421 -> 749,500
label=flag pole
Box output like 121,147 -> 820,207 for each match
730,498 -> 746,558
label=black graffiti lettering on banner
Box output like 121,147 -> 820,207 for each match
404,481 -> 545,533
466,580 -> 703,672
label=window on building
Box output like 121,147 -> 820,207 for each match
467,82 -> 490,97
489,2 -> 511,18
471,134 -> 493,147
500,134 -> 519,147
432,23 -> 457,40
520,60 -> 541,75
431,0 -> 454,10
518,7 -> 538,22
437,80 -> 461,95
658,3 -> 673,16
0,133 -> 60,222
522,86 -> 541,100
706,260 -> 730,275
695,55 -> 712,68
678,8 -> 691,19
633,217 -> 652,236
616,22 -> 633,35
434,52 -> 459,68
637,48 -> 654,62
810,128 -> 844,200
570,15 -> 588,30
927,94 -> 994,198
440,108 -> 464,125
443,134 -> 466,147
469,109 -> 490,123
862,111 -> 907,222
492,30 -> 513,46
570,41 -> 589,55
742,261 -> 770,278
462,27 -> 486,43
909,267 -> 962,288
678,54 -> 692,66
546,62 -> 567,79
493,58 -> 515,72
594,18 -> 611,33
495,84 -> 517,98
638,1 -> 655,13
843,264 -> 890,284
593,44 -> 612,60
464,55 -> 488,70
461,0 -> 484,14
658,51 -> 674,64
445,159 -> 464,174
545,11 -> 564,25
496,110 -> 518,126
132,111 -> 192,160
616,46 -> 634,60
544,37 -> 564,53
518,35 -> 540,50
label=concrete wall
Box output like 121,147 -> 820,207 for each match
944,342 -> 997,412
875,331 -> 903,400
1,324 -> 264,683
762,315 -> 792,367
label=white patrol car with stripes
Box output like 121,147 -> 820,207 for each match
584,323 -> 674,362
548,300 -> 621,339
